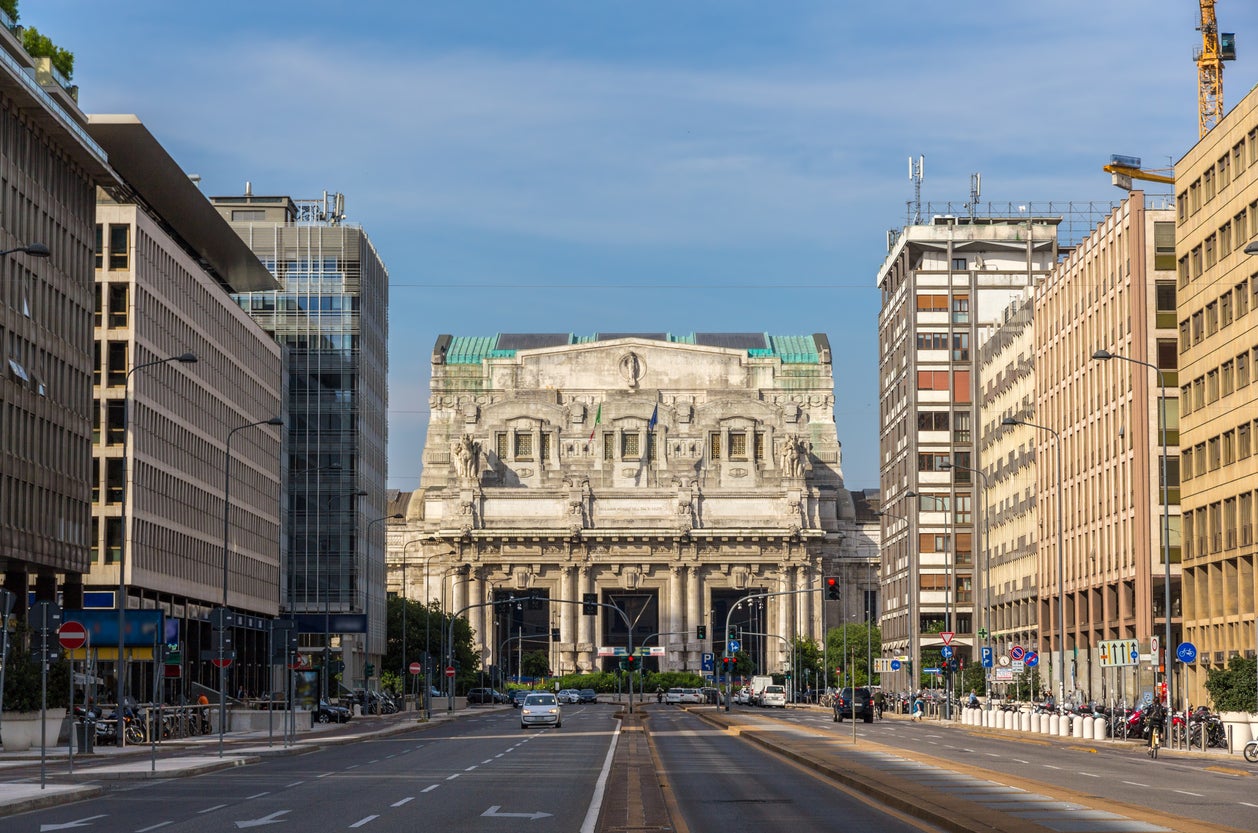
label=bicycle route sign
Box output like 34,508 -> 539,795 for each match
1176,642 -> 1198,663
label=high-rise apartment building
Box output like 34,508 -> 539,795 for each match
1175,83 -> 1258,705
0,17 -> 122,617
1028,192 -> 1178,704
877,213 -> 1061,694
211,191 -> 389,690
976,288 -> 1038,673
85,116 -> 284,696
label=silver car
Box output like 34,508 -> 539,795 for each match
520,693 -> 562,729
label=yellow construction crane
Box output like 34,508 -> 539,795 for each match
1103,155 -> 1176,190
1197,0 -> 1237,138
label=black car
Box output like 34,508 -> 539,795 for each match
466,688 -> 508,704
578,688 -> 598,704
833,687 -> 874,723
509,689 -> 531,708
315,700 -> 352,724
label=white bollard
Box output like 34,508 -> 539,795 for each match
1031,712 -> 1040,733
1093,716 -> 1108,739
1049,714 -> 1060,734
1021,710 -> 1031,733
1075,714 -> 1087,738
1059,715 -> 1071,737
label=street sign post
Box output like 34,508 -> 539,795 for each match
980,646 -> 993,668
58,621 -> 88,652
409,662 -> 422,675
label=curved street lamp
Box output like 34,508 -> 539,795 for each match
116,352 -> 197,747
0,242 -> 50,258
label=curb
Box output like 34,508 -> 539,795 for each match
0,785 -> 104,818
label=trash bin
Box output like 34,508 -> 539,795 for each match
74,720 -> 94,754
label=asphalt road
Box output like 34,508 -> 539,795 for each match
648,706 -> 941,833
7,704 -> 621,833
725,704 -> 1258,832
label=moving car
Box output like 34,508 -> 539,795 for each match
557,689 -> 582,704
833,686 -> 875,723
510,689 -> 531,708
520,692 -> 562,729
315,700 -> 352,724
760,685 -> 787,708
578,689 -> 598,704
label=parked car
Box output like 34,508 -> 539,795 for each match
761,685 -> 787,708
510,689 -> 531,708
466,688 -> 508,704
833,686 -> 875,723
578,688 -> 598,704
676,688 -> 703,704
520,692 -> 562,729
315,700 -> 352,724
557,689 -> 582,704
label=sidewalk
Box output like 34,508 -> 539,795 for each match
0,705 -> 472,818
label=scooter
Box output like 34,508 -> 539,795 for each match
1244,738 -> 1258,763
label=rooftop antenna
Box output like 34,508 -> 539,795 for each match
909,155 -> 924,224
967,172 -> 981,220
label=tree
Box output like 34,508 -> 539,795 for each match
2,627 -> 70,712
0,1 -> 18,23
22,27 -> 74,80
520,650 -> 550,681
825,621 -> 881,687
1204,655 -> 1257,713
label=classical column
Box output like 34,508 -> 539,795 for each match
562,566 -> 576,673
686,565 -> 702,670
776,567 -> 791,672
668,565 -> 684,669
578,566 -> 592,671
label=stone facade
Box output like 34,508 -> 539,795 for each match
390,333 -> 877,678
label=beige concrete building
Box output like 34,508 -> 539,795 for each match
877,214 -> 1061,694
390,333 -> 877,682
84,116 -> 284,694
1175,84 -> 1258,706
976,288 -> 1039,678
0,17 -> 123,615
1025,192 -> 1178,704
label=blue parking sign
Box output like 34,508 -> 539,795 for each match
981,646 -> 993,668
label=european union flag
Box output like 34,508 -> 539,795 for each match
647,404 -> 658,430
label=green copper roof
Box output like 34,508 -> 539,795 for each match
445,333 -> 820,364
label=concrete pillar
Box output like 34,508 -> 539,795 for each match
669,566 -> 684,670
686,565 -> 701,668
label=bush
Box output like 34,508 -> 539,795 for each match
1204,655 -> 1257,713
2,632 -> 71,713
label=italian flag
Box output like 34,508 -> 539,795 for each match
588,403 -> 602,440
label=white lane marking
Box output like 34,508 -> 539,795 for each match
368,760 -> 379,765
198,804 -> 228,814
246,792 -> 270,800
349,816 -> 378,828
494,754 -> 504,758
391,798 -> 414,807
386,754 -> 396,759
446,773 -> 460,781
1013,759 -> 1029,764
317,773 -> 333,779
1080,772 -> 1099,778
136,823 -> 172,832
286,781 -> 305,788
579,721 -> 622,833
422,785 -> 439,793
1173,789 -> 1204,797
347,764 -> 360,769
1241,802 -> 1258,808
465,765 -> 478,771
1122,781 -> 1150,788
482,759 -> 494,764
1043,765 -> 1061,770
984,753 -> 1001,758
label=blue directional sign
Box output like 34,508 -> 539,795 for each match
890,659 -> 902,671
1176,642 -> 1197,664
727,639 -> 741,653
923,667 -> 941,675
981,646 -> 993,668
1025,651 -> 1039,667
701,652 -> 714,671
940,646 -> 953,659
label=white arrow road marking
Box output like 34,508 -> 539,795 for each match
481,806 -> 553,821
235,810 -> 291,828
40,815 -> 107,831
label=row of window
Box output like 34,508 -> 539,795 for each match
915,331 -> 970,360
1182,419 -> 1258,480
94,223 -> 130,271
1182,490 -> 1258,559
915,293 -> 971,324
1178,129 -> 1258,223
915,369 -> 973,403
1180,343 -> 1258,415
490,429 -> 793,465
1180,271 -> 1257,349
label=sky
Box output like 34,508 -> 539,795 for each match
31,0 -> 1258,493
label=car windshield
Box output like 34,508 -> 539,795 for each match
526,695 -> 556,705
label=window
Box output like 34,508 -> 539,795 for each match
105,458 -> 124,503
495,432 -> 508,459
1223,431 -> 1236,466
728,431 -> 747,460
105,399 -> 125,445
951,257 -> 967,270
952,332 -> 969,361
1239,423 -> 1251,458
622,432 -> 640,460
1206,369 -> 1219,403
952,294 -> 970,324
708,432 -> 720,460
94,224 -> 102,270
917,411 -> 949,431
955,494 -> 973,524
918,533 -> 950,553
1223,360 -> 1235,396
107,283 -> 128,328
916,370 -> 950,391
1221,221 -> 1233,256
916,332 -> 948,350
918,452 -> 950,472
1191,245 -> 1202,279
1219,154 -> 1231,187
953,411 -> 972,443
1179,319 -> 1191,352
1183,446 -> 1194,480
1191,311 -> 1204,344
754,431 -> 765,461
513,432 -> 533,460
1156,282 -> 1177,313
1181,384 -> 1192,415
1239,351 -> 1251,388
1208,436 -> 1221,470
952,369 -> 971,403
1154,223 -> 1176,271
603,432 -> 615,460
1222,291 -> 1234,327
1206,301 -> 1219,335
540,432 -> 551,462
108,224 -> 129,270
106,341 -> 127,387
1156,339 -> 1177,371
1238,279 -> 1251,318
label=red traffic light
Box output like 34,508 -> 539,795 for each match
825,577 -> 841,601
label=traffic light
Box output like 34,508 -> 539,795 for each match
364,662 -> 375,678
582,593 -> 598,615
825,576 -> 841,601
625,655 -> 637,672
696,625 -> 707,640
729,626 -> 739,641
551,628 -> 560,641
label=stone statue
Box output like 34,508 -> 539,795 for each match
452,434 -> 481,481
780,437 -> 802,478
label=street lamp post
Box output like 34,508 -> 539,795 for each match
322,490 -> 367,701
1002,416 -> 1066,710
907,488 -> 955,716
116,352 -> 197,747
941,460 -> 992,711
220,415 -> 282,757
1092,349 -> 1174,731
877,506 -> 914,695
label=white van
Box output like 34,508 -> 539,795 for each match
761,684 -> 787,708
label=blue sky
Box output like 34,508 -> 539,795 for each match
32,0 -> 1258,492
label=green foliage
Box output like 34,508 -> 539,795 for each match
520,650 -> 550,680
1204,655 -> 1258,713
21,26 -> 74,80
648,671 -> 705,691
2,630 -> 70,712
825,622 -> 881,687
0,1 -> 18,23
960,660 -> 986,695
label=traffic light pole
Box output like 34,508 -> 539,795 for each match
723,587 -> 821,712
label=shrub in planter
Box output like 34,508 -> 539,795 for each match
2,629 -> 71,713
1204,655 -> 1258,714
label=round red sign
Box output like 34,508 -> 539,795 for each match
58,621 -> 88,651
445,665 -> 455,677
409,662 -> 422,675
211,657 -> 233,669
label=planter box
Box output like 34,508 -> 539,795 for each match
1,711 -> 68,752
